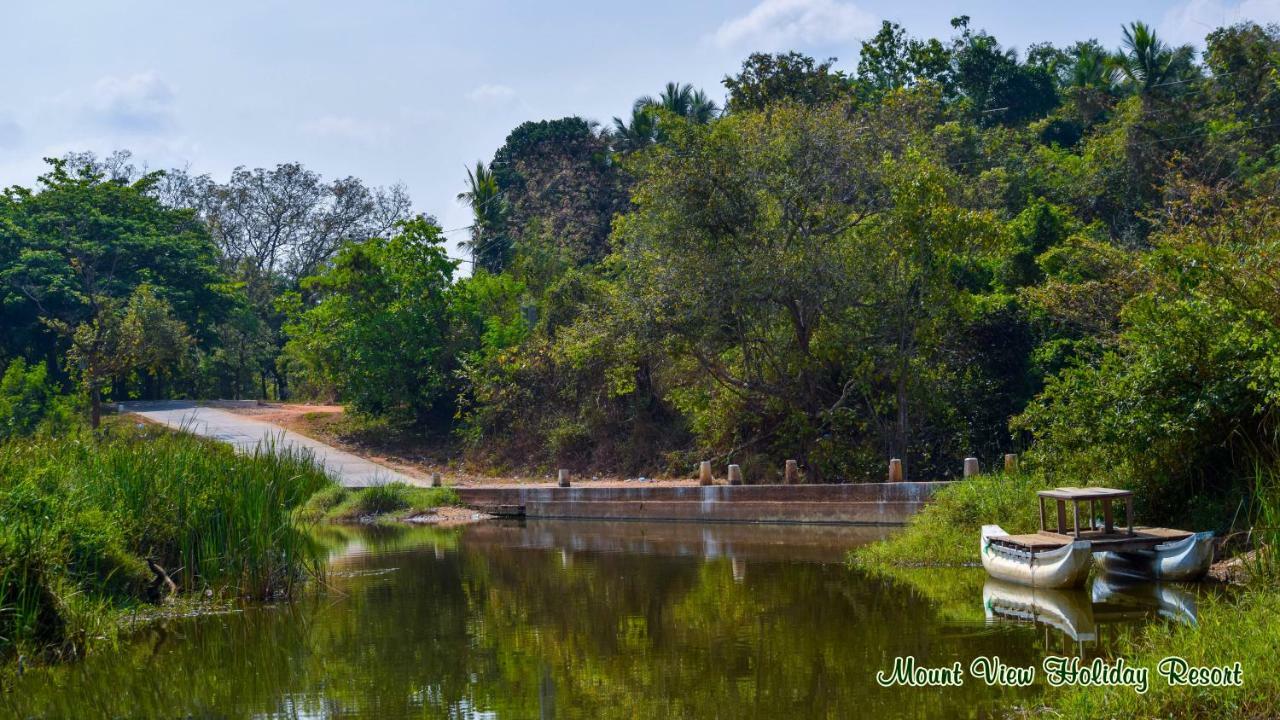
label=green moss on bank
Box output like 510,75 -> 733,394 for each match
296,482 -> 459,524
852,472 -> 1045,567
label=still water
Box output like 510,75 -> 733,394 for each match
4,521 -> 1199,719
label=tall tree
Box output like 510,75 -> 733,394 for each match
1112,21 -> 1198,97
722,52 -> 850,113
457,161 -> 509,273
283,217 -> 458,424
0,159 -> 228,406
490,117 -> 626,265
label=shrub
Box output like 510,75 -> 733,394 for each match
0,359 -> 73,440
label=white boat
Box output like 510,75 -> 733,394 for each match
980,524 -> 1093,589
1094,531 -> 1214,582
983,577 -> 1097,641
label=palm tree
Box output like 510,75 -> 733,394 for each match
634,82 -> 720,122
456,161 -> 508,273
1067,42 -> 1117,90
1112,22 -> 1197,96
610,106 -> 659,152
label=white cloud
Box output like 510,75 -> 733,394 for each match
87,71 -> 176,133
1161,0 -> 1280,45
710,0 -> 876,50
466,83 -> 516,103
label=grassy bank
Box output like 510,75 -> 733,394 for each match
296,482 -> 459,524
0,423 -> 334,665
853,472 -> 1045,567
1038,586 -> 1280,719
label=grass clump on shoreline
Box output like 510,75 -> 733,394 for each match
1044,587 -> 1280,718
852,472 -> 1045,567
0,423 -> 334,665
296,482 -> 458,524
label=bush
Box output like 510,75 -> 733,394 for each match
300,483 -> 459,523
0,359 -> 73,440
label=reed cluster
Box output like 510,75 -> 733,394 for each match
0,423 -> 334,662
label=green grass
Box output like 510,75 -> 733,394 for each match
296,482 -> 458,524
1043,587 -> 1280,719
852,472 -> 1045,567
0,422 -> 334,664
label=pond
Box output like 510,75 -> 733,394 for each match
3,520 -> 1201,718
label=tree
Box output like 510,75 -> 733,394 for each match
283,217 -> 457,424
1112,21 -> 1199,97
634,82 -> 719,123
61,284 -> 192,427
610,106 -> 660,152
854,21 -> 952,97
613,105 -> 997,479
1016,191 -> 1280,524
0,159 -> 228,405
947,18 -> 1058,125
490,118 -> 626,265
722,52 -> 850,112
168,163 -> 412,283
0,358 -> 72,440
159,162 -> 412,398
457,161 -> 510,273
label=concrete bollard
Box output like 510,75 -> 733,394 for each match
727,464 -> 743,486
784,459 -> 799,485
964,457 -> 980,477
699,460 -> 713,486
431,472 -> 442,487
888,458 -> 903,483
1004,454 -> 1019,473
558,468 -> 570,488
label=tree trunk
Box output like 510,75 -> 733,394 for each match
90,386 -> 102,429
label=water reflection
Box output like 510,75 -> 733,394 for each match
982,575 -> 1201,654
1,520 -> 1178,719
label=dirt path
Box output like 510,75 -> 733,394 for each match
120,400 -> 423,488
127,401 -> 701,489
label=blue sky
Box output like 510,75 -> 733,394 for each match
2,0 -> 1277,256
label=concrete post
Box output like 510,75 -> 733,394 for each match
888,458 -> 903,483
699,460 -> 713,486
431,472 -> 442,487
964,457 -> 980,477
784,459 -> 799,485
727,464 -> 743,486
1004,454 -> 1018,473
558,468 -> 570,488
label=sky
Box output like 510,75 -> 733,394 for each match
2,0 -> 1278,259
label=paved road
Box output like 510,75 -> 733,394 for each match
120,401 -> 419,488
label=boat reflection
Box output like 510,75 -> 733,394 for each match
983,575 -> 1199,646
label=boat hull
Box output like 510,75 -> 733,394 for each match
1094,531 -> 1214,582
981,524 -> 1093,589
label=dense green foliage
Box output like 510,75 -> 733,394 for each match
0,424 -> 333,661
0,359 -> 73,440
4,16 -> 1280,526
282,218 -> 459,424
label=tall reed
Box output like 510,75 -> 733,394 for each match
0,423 -> 335,661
